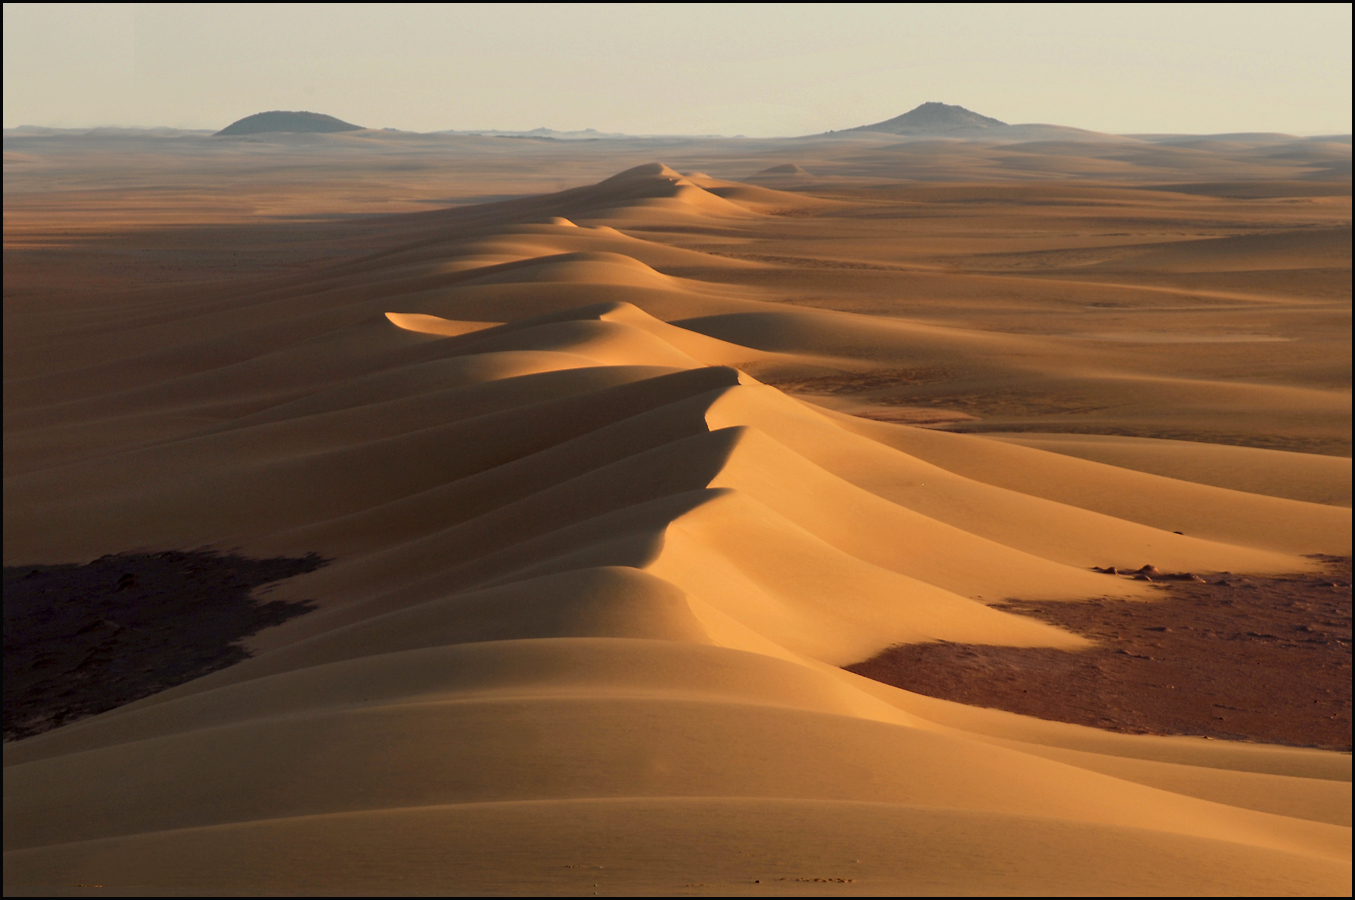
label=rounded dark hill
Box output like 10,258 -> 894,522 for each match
215,110 -> 364,136
851,102 -> 1007,135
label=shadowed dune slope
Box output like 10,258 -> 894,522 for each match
4,161 -> 1351,895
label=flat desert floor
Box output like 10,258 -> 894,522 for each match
3,127 -> 1352,895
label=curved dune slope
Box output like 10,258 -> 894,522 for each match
4,164 -> 1350,895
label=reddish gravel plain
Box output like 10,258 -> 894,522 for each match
848,556 -> 1353,750
3,550 -> 323,741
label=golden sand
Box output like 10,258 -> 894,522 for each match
4,130 -> 1350,894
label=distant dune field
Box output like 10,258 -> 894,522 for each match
3,127 -> 1351,895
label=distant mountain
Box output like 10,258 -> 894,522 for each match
851,102 -> 1007,135
828,102 -> 1126,143
215,111 -> 363,136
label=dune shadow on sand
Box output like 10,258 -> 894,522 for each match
3,550 -> 326,741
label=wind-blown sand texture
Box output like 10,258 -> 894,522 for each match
4,127 -> 1352,894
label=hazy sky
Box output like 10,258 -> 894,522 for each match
4,3 -> 1352,135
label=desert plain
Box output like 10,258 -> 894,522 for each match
3,110 -> 1352,894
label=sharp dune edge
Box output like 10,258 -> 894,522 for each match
3,161 -> 1351,895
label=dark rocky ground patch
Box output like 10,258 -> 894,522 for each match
3,549 -> 325,741
847,555 -> 1352,750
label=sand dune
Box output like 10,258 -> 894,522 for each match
986,433 -> 1352,506
4,145 -> 1350,895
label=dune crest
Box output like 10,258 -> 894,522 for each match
383,312 -> 500,337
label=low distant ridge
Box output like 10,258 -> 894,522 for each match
215,110 -> 363,136
852,102 -> 1007,135
757,163 -> 810,176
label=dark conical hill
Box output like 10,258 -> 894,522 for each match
852,102 -> 1006,135
215,111 -> 363,136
